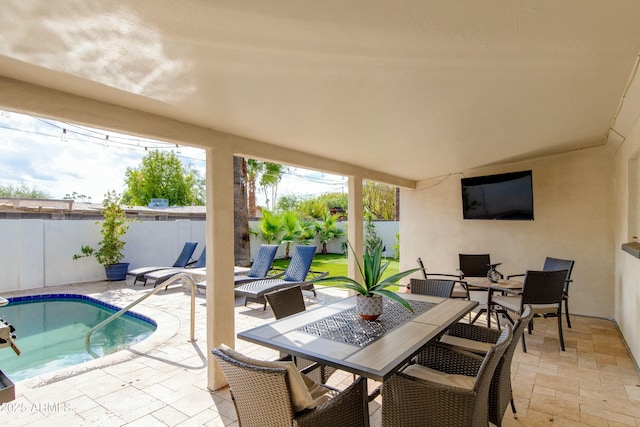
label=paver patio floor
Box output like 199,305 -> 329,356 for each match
1,279 -> 639,426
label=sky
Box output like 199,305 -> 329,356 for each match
0,111 -> 347,204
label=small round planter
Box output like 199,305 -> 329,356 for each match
356,294 -> 383,321
104,262 -> 129,281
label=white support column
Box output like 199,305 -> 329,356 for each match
205,147 -> 236,391
348,176 -> 364,283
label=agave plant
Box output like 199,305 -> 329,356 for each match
314,240 -> 420,312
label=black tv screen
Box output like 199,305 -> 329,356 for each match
461,170 -> 534,220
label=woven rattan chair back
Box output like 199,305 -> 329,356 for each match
409,278 -> 455,298
542,256 -> 575,327
458,253 -> 491,278
212,347 -> 368,427
472,324 -> 512,388
247,244 -> 279,278
490,305 -> 533,426
212,348 -> 294,427
265,286 -> 306,319
468,325 -> 513,425
283,246 -> 316,282
542,257 -> 574,286
521,270 -> 567,305
439,307 -> 531,426
386,324 -> 512,426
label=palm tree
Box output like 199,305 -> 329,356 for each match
246,159 -> 263,217
298,218 -> 318,245
233,156 -> 251,266
316,211 -> 344,254
281,211 -> 302,259
257,210 -> 285,244
260,162 -> 284,211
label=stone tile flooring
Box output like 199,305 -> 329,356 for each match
1,280 -> 639,426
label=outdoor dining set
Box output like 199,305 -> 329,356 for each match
214,249 -> 575,426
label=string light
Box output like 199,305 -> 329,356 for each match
0,113 -> 206,163
0,111 -> 350,190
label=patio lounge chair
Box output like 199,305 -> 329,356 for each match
194,244 -> 281,292
234,245 -> 327,309
234,244 -> 281,287
127,241 -> 198,285
143,247 -> 206,288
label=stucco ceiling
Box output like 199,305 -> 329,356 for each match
1,0 -> 640,182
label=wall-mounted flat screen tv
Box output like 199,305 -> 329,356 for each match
461,170 -> 534,220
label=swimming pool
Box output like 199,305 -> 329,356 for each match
0,294 -> 157,382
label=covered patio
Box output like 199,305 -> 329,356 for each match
1,1 -> 640,424
3,280 -> 638,426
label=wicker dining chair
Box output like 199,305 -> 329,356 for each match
382,324 -> 512,427
458,253 -> 503,324
409,277 -> 455,298
265,286 -> 307,319
439,305 -> 533,426
507,257 -> 575,328
416,257 -> 468,299
265,286 -> 336,384
212,346 -> 368,427
491,269 -> 567,351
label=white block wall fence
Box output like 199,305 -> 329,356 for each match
0,219 -> 398,293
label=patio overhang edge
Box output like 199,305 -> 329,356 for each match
0,76 -> 416,190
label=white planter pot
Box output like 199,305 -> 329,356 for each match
356,294 -> 383,321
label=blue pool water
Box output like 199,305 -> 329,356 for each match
0,294 -> 157,382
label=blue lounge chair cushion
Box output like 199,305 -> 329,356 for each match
283,246 -> 316,282
246,245 -> 279,278
127,241 -> 198,285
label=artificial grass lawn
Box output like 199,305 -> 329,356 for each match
271,253 -> 404,291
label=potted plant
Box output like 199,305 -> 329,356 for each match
314,241 -> 420,320
73,191 -> 133,281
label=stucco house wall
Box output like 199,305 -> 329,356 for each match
614,114 -> 640,366
400,146 -> 615,321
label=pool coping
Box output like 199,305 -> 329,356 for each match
5,293 -> 158,326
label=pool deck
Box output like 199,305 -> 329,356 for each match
1,279 -> 639,426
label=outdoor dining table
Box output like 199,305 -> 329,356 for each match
237,292 -> 478,398
464,278 -> 524,328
